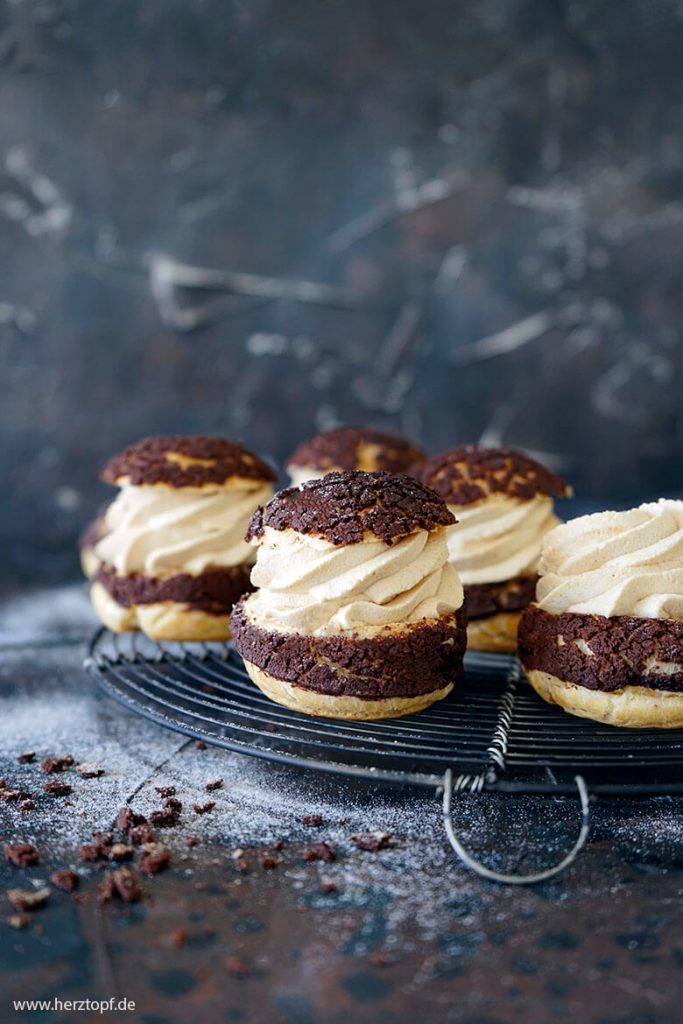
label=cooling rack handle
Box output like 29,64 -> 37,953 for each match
441,770 -> 591,885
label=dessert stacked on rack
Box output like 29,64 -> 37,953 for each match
85,435 -> 275,641
82,426 -> 683,729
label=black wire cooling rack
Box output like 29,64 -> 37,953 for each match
85,628 -> 683,797
85,628 -> 683,884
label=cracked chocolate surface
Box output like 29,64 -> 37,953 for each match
101,436 -> 276,488
287,427 -> 424,474
246,470 -> 455,546
518,604 -> 683,693
230,599 -> 467,699
96,564 -> 252,613
412,445 -> 570,505
465,575 -> 537,619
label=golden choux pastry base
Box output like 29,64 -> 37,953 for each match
243,661 -> 454,720
90,581 -> 230,643
466,611 -> 521,654
526,669 -> 683,728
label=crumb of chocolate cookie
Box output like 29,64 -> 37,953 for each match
169,927 -> 188,949
270,839 -> 284,851
44,780 -> 72,797
80,844 -> 102,863
109,843 -> 134,861
138,848 -> 171,875
246,470 -> 455,547
150,797 -> 182,828
195,740 -> 207,750
225,954 -> 250,979
319,880 -> 338,894
4,842 -> 39,867
115,806 -> 148,831
76,762 -> 104,778
302,814 -> 324,827
412,445 -> 570,505
194,801 -> 215,815
0,783 -> 32,803
260,854 -> 278,870
369,950 -> 393,968
40,754 -> 74,774
351,831 -> 392,852
49,869 -> 79,892
205,778 -> 223,791
17,752 -> 35,764
287,427 -> 425,475
184,835 -> 199,848
19,799 -> 35,813
7,887 -> 50,912
129,824 -> 156,846
99,867 -> 144,904
155,786 -> 176,798
302,842 -> 336,863
236,858 -> 250,874
101,435 -> 276,488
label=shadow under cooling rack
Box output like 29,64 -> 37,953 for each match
85,628 -> 683,797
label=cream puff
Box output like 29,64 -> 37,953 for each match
412,446 -> 570,653
519,500 -> 683,728
286,427 -> 425,486
230,471 -> 467,719
87,435 -> 275,641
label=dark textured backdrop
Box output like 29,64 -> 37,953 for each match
2,0 -> 682,590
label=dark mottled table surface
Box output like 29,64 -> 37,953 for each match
1,586 -> 682,1023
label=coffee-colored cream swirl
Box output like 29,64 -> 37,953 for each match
96,481 -> 273,577
537,500 -> 683,619
445,495 -> 560,585
246,526 -> 463,636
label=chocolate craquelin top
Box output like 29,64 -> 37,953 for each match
412,445 -> 570,505
287,427 -> 424,474
101,436 -> 276,489
246,471 -> 455,546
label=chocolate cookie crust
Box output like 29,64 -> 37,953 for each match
287,427 -> 424,474
465,575 -> 537,619
519,605 -> 683,693
246,471 -> 455,546
101,436 -> 276,488
96,564 -> 252,614
412,445 -> 570,505
230,600 -> 467,699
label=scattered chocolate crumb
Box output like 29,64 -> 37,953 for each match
80,844 -> 102,863
303,842 -> 336,863
0,782 -> 32,802
351,832 -> 392,852
169,927 -> 188,949
40,755 -> 74,774
49,869 -> 79,892
138,848 -> 171,875
19,799 -> 35,813
205,778 -> 223,791
260,855 -> 277,870
109,843 -> 134,861
17,752 -> 35,764
319,880 -> 338,894
271,839 -> 284,852
7,887 -> 50,911
184,835 -> 199,848
76,763 -> 104,778
155,786 -> 176,798
236,859 -> 250,874
44,780 -> 72,797
150,797 -> 182,828
225,955 -> 250,979
92,831 -> 114,848
302,814 -> 324,827
6,913 -> 30,929
116,806 -> 147,831
195,740 -> 207,750
4,842 -> 39,867
129,824 -> 155,846
338,817 -> 350,825
99,867 -> 144,904
193,801 -> 215,815
80,832 -> 113,862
